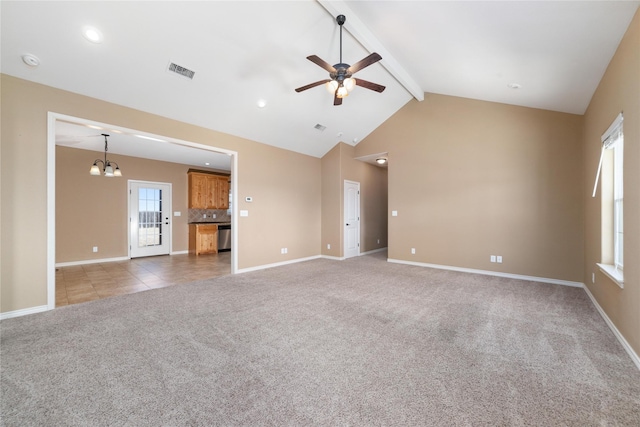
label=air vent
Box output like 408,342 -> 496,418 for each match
167,62 -> 195,80
314,124 -> 326,132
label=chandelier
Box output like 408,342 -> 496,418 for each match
89,134 -> 122,177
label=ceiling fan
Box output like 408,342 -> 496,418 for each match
295,14 -> 385,106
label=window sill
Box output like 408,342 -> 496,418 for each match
597,263 -> 624,289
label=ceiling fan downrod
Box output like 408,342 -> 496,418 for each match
337,14 -> 346,65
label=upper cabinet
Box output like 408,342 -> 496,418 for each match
215,176 -> 229,209
188,171 -> 230,209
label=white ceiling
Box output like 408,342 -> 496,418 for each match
2,1 -> 638,164
55,120 -> 233,171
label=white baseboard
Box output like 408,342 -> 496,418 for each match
55,256 -> 130,268
321,247 -> 387,261
321,255 -> 345,261
387,258 -> 584,288
55,250 -> 190,267
360,247 -> 388,256
236,255 -> 322,274
582,285 -> 640,371
0,305 -> 49,321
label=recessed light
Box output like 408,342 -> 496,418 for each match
82,26 -> 103,43
337,132 -> 343,137
376,158 -> 387,165
21,54 -> 40,67
352,137 -> 359,143
205,162 -> 210,166
507,83 -> 521,89
257,99 -> 267,108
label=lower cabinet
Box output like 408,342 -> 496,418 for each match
189,224 -> 218,255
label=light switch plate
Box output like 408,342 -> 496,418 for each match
173,211 -> 181,217
240,210 -> 249,217
392,210 -> 398,217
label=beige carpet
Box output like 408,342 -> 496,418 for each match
2,252 -> 639,426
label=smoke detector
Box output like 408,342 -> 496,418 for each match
22,54 -> 40,67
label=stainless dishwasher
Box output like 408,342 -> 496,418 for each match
217,224 -> 231,252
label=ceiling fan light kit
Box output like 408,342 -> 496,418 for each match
295,14 -> 385,105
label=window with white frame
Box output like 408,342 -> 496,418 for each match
593,113 -> 624,287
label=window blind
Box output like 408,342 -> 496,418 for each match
592,113 -> 623,197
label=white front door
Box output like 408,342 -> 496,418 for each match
344,180 -> 360,259
129,181 -> 172,258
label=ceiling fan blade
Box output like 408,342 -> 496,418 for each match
355,78 -> 386,93
334,92 -> 343,106
295,79 -> 331,93
348,52 -> 382,74
307,55 -> 336,73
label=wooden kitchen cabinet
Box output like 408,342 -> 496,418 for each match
215,176 -> 229,209
189,224 -> 218,255
188,171 -> 230,209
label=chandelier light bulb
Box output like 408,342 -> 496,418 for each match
336,85 -> 349,98
325,80 -> 339,94
344,78 -> 356,92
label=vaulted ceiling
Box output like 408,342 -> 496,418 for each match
2,1 -> 638,164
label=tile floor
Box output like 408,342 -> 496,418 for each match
56,252 -> 231,307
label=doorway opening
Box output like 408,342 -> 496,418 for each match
129,180 -> 172,258
344,180 -> 361,259
47,112 -> 239,310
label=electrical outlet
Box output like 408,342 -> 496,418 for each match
592,272 -> 595,283
327,244 -> 331,250
497,256 -> 503,263
377,239 -> 380,244
203,214 -> 207,218
92,246 -> 98,253
411,248 -> 416,254
213,214 -> 216,219
490,255 -> 496,263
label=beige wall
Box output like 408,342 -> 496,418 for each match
321,144 -> 342,257
321,142 -> 388,257
355,95 -> 584,282
1,75 -> 321,313
56,146 -> 221,262
583,11 -> 640,355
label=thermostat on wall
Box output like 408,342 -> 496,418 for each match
245,196 -> 253,202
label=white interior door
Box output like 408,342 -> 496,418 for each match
344,180 -> 360,259
129,181 -> 171,258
